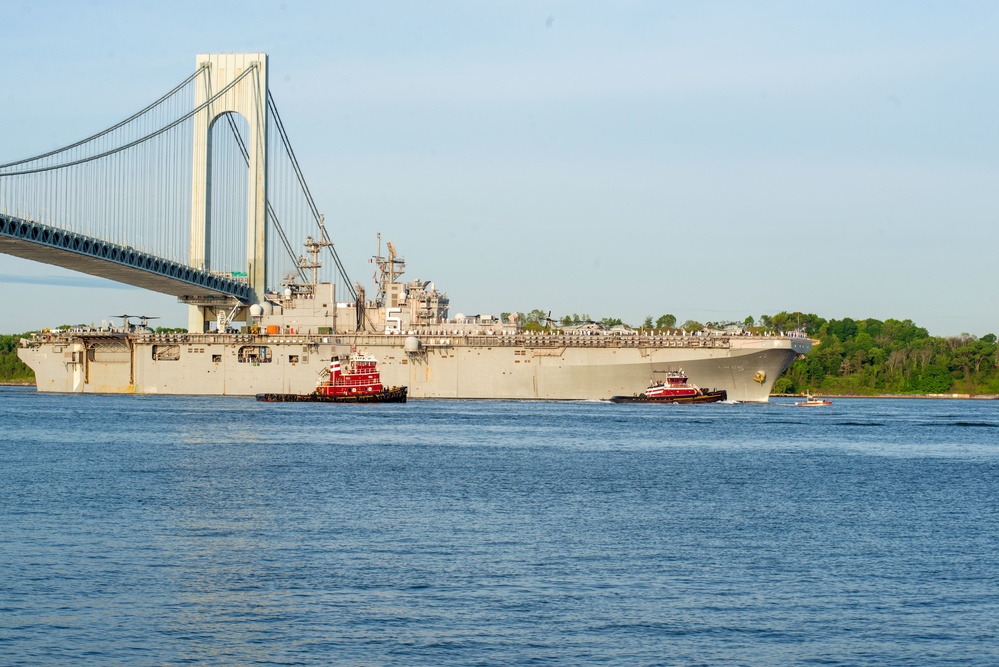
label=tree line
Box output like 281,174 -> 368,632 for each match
768,313 -> 999,396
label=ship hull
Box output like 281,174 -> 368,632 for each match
19,333 -> 808,402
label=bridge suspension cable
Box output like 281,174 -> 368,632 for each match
266,91 -> 357,300
220,111 -> 307,286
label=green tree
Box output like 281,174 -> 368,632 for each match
952,337 -> 996,376
853,331 -> 874,354
916,364 -> 952,393
525,309 -> 547,325
0,334 -> 35,383
655,314 -> 677,330
861,318 -> 884,339
827,318 -> 858,340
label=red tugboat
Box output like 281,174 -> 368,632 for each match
608,370 -> 727,404
256,353 -> 408,403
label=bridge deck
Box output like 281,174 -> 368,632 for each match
0,214 -> 253,303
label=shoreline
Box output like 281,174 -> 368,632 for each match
774,393 -> 999,401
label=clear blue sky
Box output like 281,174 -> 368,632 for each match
2,1 -> 997,336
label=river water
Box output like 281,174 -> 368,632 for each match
1,386 -> 997,666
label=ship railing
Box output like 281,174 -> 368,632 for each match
119,331 -> 742,349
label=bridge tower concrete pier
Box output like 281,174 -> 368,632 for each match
189,53 -> 268,332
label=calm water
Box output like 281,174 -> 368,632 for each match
1,387 -> 997,666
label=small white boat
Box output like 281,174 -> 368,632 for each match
796,394 -> 832,406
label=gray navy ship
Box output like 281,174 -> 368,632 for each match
18,238 -> 811,401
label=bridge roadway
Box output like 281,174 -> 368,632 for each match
0,213 -> 253,304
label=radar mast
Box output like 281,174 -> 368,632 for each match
372,232 -> 406,307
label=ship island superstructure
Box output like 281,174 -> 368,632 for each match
18,238 -> 812,401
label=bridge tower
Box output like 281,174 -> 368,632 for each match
189,53 -> 268,332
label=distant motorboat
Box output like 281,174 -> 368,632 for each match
796,394 -> 832,406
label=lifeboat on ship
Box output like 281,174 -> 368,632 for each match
256,353 -> 408,403
609,370 -> 726,404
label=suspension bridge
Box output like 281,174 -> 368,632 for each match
0,53 -> 355,331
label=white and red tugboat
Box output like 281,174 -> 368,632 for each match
608,370 -> 726,404
256,353 -> 408,403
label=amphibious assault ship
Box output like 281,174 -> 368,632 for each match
18,238 -> 811,401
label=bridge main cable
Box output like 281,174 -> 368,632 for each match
0,66 -> 256,177
0,67 -> 205,170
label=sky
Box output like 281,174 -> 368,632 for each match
1,1 -> 997,336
